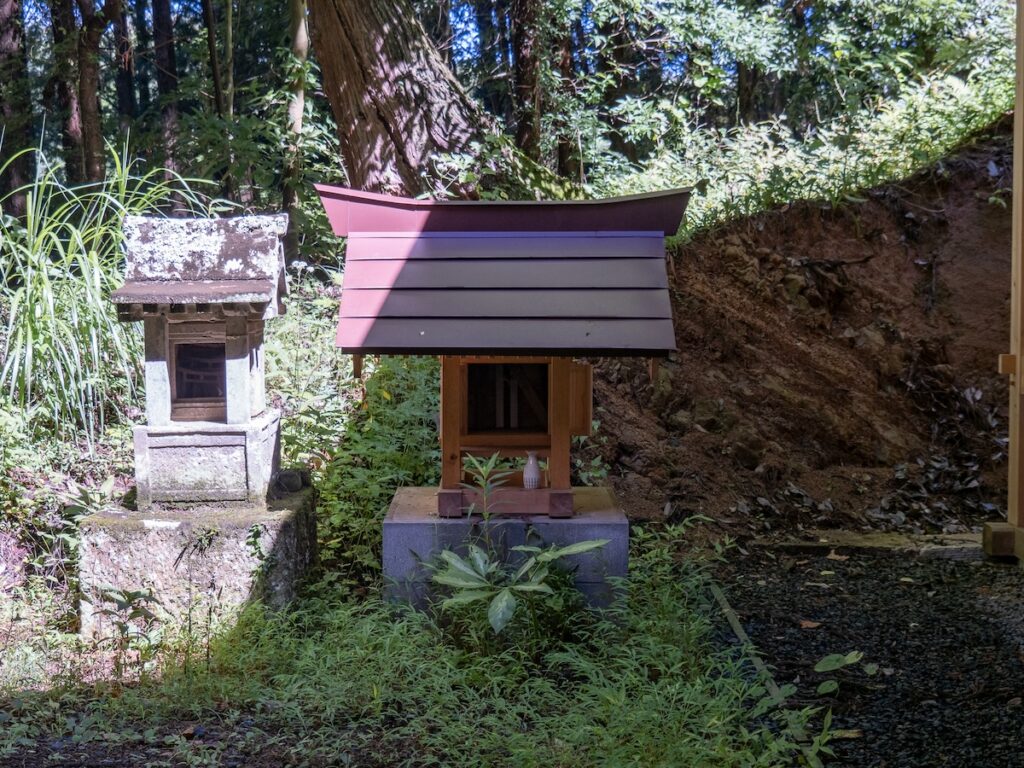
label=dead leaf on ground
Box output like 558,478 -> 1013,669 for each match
826,549 -> 850,561
832,729 -> 864,740
799,620 -> 822,629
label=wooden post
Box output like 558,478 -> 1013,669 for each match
440,355 -> 462,489
989,1 -> 1024,557
548,358 -> 572,489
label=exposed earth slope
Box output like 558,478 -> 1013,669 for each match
592,120 -> 1013,538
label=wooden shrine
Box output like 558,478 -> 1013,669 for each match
315,185 -> 691,518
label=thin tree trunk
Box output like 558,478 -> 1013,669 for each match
200,0 -> 225,116
114,4 -> 136,138
78,0 -> 121,182
420,0 -> 451,64
133,0 -> 151,114
555,32 -> 579,181
224,0 -> 234,118
0,0 -> 32,215
152,0 -> 178,177
307,0 -> 487,195
283,0 -> 308,261
736,61 -> 757,124
47,0 -> 84,184
510,0 -> 541,161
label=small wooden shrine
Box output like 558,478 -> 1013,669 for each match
315,186 -> 690,518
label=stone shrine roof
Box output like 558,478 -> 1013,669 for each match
112,214 -> 289,318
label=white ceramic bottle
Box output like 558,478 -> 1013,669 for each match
523,451 -> 541,489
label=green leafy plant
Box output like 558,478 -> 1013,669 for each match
460,452 -> 515,519
432,539 -> 608,634
92,587 -> 162,683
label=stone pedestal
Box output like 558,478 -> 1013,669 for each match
383,486 -> 629,606
79,489 -> 316,638
133,409 -> 282,509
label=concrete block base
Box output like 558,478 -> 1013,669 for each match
79,488 -> 316,638
383,486 -> 628,606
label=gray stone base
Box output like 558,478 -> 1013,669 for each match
383,486 -> 629,606
133,408 -> 282,509
78,488 -> 316,638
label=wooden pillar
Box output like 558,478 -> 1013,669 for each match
440,355 -> 462,489
989,0 -> 1024,557
549,357 -> 572,489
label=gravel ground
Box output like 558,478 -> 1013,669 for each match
717,550 -> 1024,767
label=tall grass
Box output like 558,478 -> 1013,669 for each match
0,146 -> 219,446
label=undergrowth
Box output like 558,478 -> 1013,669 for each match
1,530 -> 825,767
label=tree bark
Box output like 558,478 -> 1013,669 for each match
152,0 -> 178,176
555,32 -> 579,181
114,3 -> 136,138
307,0 -> 487,195
0,0 -> 33,215
200,0 -> 225,117
77,0 -> 121,182
46,0 -> 84,184
133,0 -> 151,114
510,0 -> 540,160
283,0 -> 308,260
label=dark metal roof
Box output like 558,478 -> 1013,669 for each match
315,186 -> 690,356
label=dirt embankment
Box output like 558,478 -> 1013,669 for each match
591,121 -> 1013,537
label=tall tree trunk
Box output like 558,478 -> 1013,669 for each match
0,0 -> 33,215
152,0 -> 178,176
555,32 -> 579,181
47,0 -> 85,183
200,0 -> 225,116
510,0 -> 540,160
307,0 -> 487,195
78,0 -> 121,182
114,4 -> 136,138
283,0 -> 308,260
736,60 -> 758,124
133,0 -> 151,114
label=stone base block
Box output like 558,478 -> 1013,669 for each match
134,408 -> 281,509
383,486 -> 628,606
79,488 -> 316,638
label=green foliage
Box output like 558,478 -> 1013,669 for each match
598,59 -> 1013,235
312,355 -> 440,584
0,145 -> 218,445
0,538 -> 817,766
432,539 -> 607,634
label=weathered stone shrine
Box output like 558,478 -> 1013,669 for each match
315,185 -> 690,602
78,215 -> 315,637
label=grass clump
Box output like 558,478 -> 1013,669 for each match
0,146 -> 219,446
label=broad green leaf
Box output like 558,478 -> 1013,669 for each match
441,590 -> 494,608
487,589 -> 518,634
432,571 -> 489,590
537,539 -> 609,563
816,679 -> 839,695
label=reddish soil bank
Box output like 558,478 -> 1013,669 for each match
588,119 -> 1014,538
